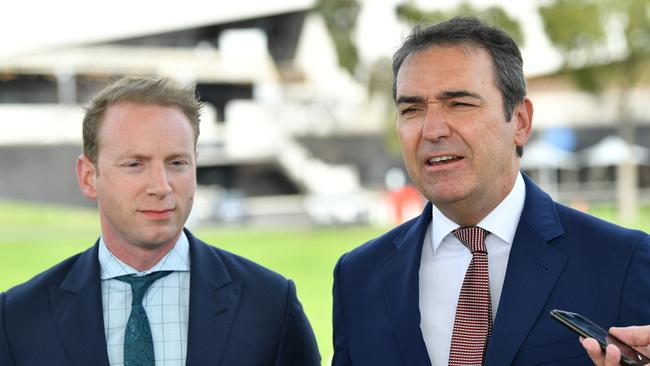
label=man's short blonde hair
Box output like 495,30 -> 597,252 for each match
82,76 -> 203,163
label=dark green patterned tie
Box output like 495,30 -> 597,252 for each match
115,271 -> 172,366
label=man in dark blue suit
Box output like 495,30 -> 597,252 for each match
332,16 -> 650,366
0,76 -> 320,366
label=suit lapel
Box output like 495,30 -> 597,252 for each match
49,243 -> 110,366
185,231 -> 241,366
485,176 -> 567,366
380,204 -> 433,366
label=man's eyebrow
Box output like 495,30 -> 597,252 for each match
167,153 -> 193,160
438,90 -> 482,100
396,95 -> 426,104
118,153 -> 150,161
396,90 -> 483,105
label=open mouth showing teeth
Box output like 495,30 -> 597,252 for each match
427,155 -> 462,165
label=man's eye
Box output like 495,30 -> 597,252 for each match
123,161 -> 141,168
400,107 -> 418,115
450,102 -> 473,108
170,160 -> 188,167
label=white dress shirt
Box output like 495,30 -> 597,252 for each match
419,172 -> 526,366
99,232 -> 191,366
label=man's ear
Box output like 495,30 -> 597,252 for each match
76,154 -> 98,199
513,97 -> 533,149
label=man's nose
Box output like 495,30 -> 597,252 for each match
147,164 -> 172,198
422,107 -> 451,141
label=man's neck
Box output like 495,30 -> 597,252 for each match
102,233 -> 181,272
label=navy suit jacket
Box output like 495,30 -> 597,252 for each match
333,175 -> 650,365
0,229 -> 320,366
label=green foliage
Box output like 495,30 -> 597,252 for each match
610,0 -> 650,63
395,1 -> 525,46
539,0 -> 604,55
316,0 -> 361,74
539,0 -> 650,93
366,57 -> 393,95
569,67 -> 603,93
396,3 -> 435,24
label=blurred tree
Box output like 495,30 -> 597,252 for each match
539,0 -> 650,221
316,0 -> 361,74
395,1 -> 524,46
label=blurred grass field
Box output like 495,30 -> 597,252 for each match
1,199 -> 648,363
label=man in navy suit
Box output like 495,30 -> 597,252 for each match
332,16 -> 650,366
0,76 -> 320,365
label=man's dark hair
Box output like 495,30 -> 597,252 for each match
392,16 -> 526,156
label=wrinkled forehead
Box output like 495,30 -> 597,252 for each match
395,42 -> 498,94
396,43 -> 497,91
402,42 -> 494,72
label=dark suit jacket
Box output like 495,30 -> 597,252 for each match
333,175 -> 650,365
0,229 -> 320,366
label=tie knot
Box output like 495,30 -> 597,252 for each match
452,226 -> 488,254
115,270 -> 172,304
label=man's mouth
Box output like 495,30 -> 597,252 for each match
139,209 -> 174,219
426,155 -> 463,166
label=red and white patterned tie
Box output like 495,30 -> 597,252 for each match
448,226 -> 492,366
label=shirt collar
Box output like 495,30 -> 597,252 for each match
430,172 -> 526,254
98,231 -> 191,280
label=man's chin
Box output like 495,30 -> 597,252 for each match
135,228 -> 181,249
422,185 -> 469,205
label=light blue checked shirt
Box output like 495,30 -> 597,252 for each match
99,232 -> 191,366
